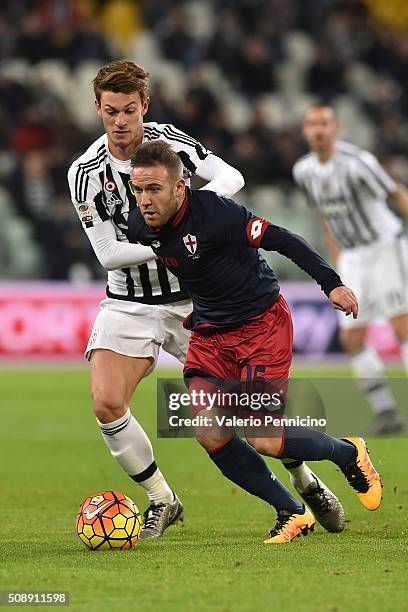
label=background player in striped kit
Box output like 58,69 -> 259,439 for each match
67,62 -> 344,538
293,105 -> 408,435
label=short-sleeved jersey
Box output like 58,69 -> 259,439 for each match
293,140 -> 401,249
67,123 -> 210,304
128,189 -> 342,332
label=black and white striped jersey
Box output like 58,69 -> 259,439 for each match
293,140 -> 400,249
68,123 -> 211,303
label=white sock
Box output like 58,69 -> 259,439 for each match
350,347 -> 397,415
282,460 -> 315,492
399,340 -> 408,374
97,408 -> 173,504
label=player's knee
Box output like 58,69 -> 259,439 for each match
91,386 -> 126,423
340,329 -> 365,354
247,436 -> 282,457
195,432 -> 230,453
389,315 -> 408,342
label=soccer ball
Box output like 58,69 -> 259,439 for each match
76,491 -> 142,550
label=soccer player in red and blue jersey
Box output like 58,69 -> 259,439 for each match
128,140 -> 382,544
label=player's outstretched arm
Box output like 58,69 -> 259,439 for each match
254,221 -> 344,298
68,164 -> 157,271
195,154 -> 245,197
256,219 -> 358,318
85,222 -> 157,271
158,124 -> 244,197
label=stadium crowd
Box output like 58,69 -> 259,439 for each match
0,0 -> 407,280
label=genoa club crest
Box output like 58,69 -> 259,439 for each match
183,234 -> 197,255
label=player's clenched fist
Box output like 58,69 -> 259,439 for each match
329,286 -> 358,319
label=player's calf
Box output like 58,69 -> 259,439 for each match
195,432 -> 234,454
246,435 -> 283,457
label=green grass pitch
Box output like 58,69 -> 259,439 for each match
0,368 -> 406,611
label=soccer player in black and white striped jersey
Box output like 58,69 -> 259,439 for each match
294,105 -> 408,435
67,60 -> 247,538
68,62 -> 344,538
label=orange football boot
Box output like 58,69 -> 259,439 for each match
264,506 -> 315,544
340,436 -> 382,510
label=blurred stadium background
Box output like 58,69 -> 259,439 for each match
1,5 -> 407,608
1,0 -> 407,361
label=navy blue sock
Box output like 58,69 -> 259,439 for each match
280,426 -> 355,467
208,435 -> 303,514
281,458 -> 304,470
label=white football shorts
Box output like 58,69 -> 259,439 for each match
337,234 -> 408,329
86,297 -> 192,372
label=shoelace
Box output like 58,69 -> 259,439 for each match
143,504 -> 166,529
268,512 -> 293,537
303,483 -> 332,513
342,458 -> 369,493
